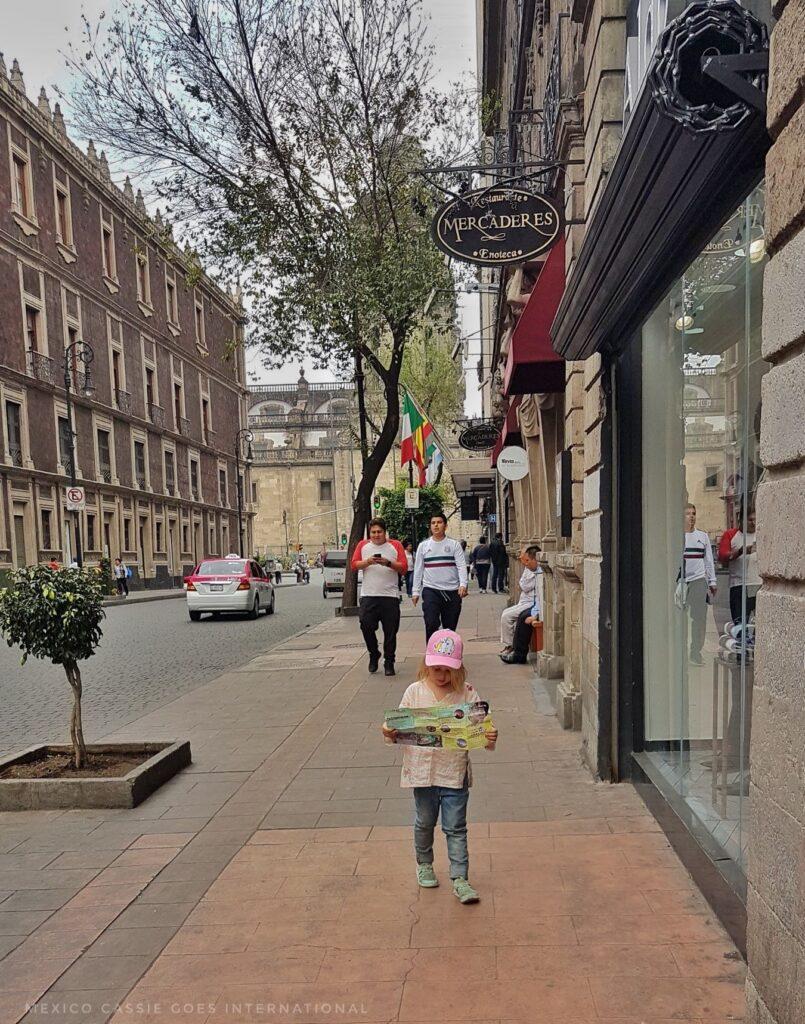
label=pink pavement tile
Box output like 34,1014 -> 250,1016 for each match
249,827 -> 371,844
185,896 -> 344,927
495,942 -> 682,979
206,982 -> 404,1024
488,818 -> 611,837
589,975 -> 746,1019
248,914 -> 414,951
606,816 -> 664,833
572,913 -> 729,946
670,941 -> 748,978
276,873 -> 414,899
399,975 -> 597,1020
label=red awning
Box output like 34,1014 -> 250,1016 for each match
503,236 -> 566,395
491,397 -> 521,467
501,396 -> 522,446
490,432 -> 503,468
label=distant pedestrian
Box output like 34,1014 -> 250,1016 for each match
469,536 -> 491,594
351,518 -> 406,676
46,557 -> 61,571
404,540 -> 415,597
113,557 -> 129,597
489,532 -> 508,594
381,628 -> 498,903
411,513 -> 468,639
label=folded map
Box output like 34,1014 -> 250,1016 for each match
384,701 -> 494,750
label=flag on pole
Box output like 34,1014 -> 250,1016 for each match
425,443 -> 443,485
400,391 -> 432,483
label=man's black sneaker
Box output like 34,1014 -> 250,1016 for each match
500,653 -> 527,664
384,663 -> 396,677
368,655 -> 380,673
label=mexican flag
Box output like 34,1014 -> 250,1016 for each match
400,391 -> 432,484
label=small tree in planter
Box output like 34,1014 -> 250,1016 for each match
0,566 -> 105,769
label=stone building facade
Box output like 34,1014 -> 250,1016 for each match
745,0 -> 805,1020
0,59 -> 250,586
248,373 -> 480,555
480,0 -> 804,1015
248,375 -> 398,554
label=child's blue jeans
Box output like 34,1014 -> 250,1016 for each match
413,779 -> 470,879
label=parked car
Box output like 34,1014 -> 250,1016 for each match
322,549 -> 347,598
185,556 -> 275,621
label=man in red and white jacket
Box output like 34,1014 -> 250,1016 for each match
351,518 -> 407,676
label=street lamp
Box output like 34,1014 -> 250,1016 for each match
234,427 -> 254,558
62,341 -> 95,568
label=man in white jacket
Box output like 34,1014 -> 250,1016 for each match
500,545 -> 541,655
682,503 -> 717,665
411,513 -> 468,639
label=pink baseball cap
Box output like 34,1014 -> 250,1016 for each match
425,629 -> 464,670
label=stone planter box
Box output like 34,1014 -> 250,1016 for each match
0,741 -> 191,810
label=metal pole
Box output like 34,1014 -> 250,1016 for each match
63,350 -> 84,568
408,460 -> 416,546
236,443 -> 244,557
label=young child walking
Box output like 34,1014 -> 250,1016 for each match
382,628 -> 498,903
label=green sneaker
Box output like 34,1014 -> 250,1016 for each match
452,877 -> 479,903
416,864 -> 439,888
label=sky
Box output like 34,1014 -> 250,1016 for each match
3,0 -> 482,413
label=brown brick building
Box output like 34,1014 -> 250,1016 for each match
0,58 -> 252,586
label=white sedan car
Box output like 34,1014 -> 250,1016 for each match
185,556 -> 275,621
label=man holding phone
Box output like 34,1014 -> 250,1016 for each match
351,518 -> 407,676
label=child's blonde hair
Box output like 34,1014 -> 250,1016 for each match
418,658 -> 467,693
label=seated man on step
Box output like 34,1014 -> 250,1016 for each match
500,597 -> 540,665
499,545 -> 541,659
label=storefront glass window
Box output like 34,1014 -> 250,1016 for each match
641,184 -> 766,870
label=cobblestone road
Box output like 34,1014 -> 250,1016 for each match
0,570 -> 333,757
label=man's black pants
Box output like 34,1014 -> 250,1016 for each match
512,608 -> 533,659
490,562 -> 507,593
422,587 -> 462,640
359,596 -> 401,664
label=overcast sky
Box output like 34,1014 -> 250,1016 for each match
4,0 -> 481,412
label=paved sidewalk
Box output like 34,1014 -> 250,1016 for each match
102,589 -> 184,607
0,595 -> 746,1023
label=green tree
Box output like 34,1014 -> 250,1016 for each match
378,481 -> 449,544
0,566 -> 105,769
67,0 -> 470,607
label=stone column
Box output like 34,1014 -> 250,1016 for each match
745,3 -> 805,1022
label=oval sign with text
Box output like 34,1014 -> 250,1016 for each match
458,423 -> 500,452
432,187 -> 563,267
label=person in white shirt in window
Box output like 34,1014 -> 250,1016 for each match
727,507 -> 759,624
682,503 -> 717,666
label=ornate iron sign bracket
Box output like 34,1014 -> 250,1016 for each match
701,52 -> 769,114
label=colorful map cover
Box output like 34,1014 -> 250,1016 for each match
384,701 -> 494,750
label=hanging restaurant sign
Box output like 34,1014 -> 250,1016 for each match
432,187 -> 563,267
458,422 -> 501,452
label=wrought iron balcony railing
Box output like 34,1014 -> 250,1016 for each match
99,466 -> 113,484
28,350 -> 56,385
148,403 -> 165,428
115,388 -> 132,414
178,417 -> 192,437
8,444 -> 23,468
